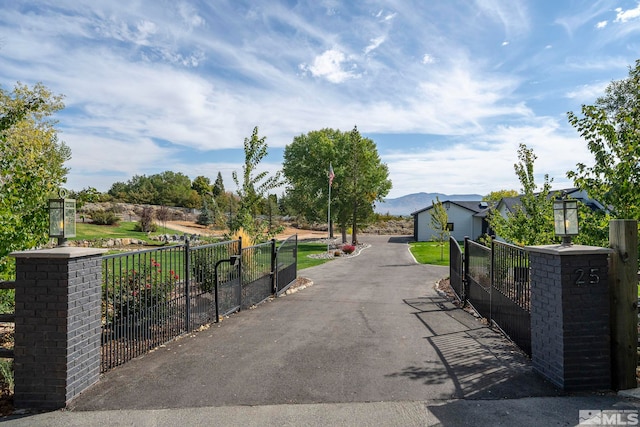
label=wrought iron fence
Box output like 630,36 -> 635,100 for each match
462,237 -> 532,356
241,241 -> 274,309
465,239 -> 492,320
101,235 -> 297,373
449,237 -> 464,300
490,240 -> 531,356
102,245 -> 188,372
276,235 -> 297,295
189,239 -> 241,318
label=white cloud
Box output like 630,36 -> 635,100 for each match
178,3 -> 205,29
555,2 -> 612,36
596,20 -> 608,29
615,5 -> 640,23
502,41 -> 510,46
1,0 -> 631,198
383,12 -> 397,22
475,0 -> 530,38
364,36 -> 386,54
136,20 -> 157,42
565,82 -> 609,102
422,54 -> 436,64
382,119 -> 589,197
303,49 -> 360,83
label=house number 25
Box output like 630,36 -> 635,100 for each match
575,268 -> 600,285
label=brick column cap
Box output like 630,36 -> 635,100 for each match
525,244 -> 613,256
10,247 -> 107,259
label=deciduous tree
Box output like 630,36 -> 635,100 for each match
232,126 -> 282,241
192,175 -> 212,196
282,128 -> 340,224
483,189 -> 518,203
339,127 -> 392,244
282,127 -> 391,244
430,197 -> 450,260
0,82 -> 70,279
567,59 -> 640,220
487,144 -> 555,246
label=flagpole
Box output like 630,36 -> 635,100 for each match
327,163 -> 334,252
327,178 -> 331,252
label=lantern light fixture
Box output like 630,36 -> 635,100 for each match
553,199 -> 579,246
49,190 -> 76,247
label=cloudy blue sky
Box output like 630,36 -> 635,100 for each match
1,1 -> 639,199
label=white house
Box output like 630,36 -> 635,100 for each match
411,201 -> 492,242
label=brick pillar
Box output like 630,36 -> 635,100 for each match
11,247 -> 105,410
527,244 -> 612,391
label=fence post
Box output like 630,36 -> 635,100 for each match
609,219 -> 638,390
184,238 -> 191,332
271,238 -> 277,295
490,237 -> 495,327
528,244 -> 612,391
11,247 -> 105,410
237,236 -> 243,310
463,236 -> 470,304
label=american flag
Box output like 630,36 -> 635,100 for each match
329,163 -> 335,187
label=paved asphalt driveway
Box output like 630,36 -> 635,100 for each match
69,234 -> 555,412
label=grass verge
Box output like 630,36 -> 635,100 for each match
409,241 -> 450,266
297,242 -> 334,270
73,221 -> 178,243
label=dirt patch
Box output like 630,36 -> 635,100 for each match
161,221 -> 329,241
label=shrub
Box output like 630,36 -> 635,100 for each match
103,258 -> 178,324
341,244 -> 356,254
89,209 -> 120,225
196,201 -> 214,226
0,289 -> 14,314
134,206 -> 157,232
229,227 -> 254,248
0,359 -> 13,393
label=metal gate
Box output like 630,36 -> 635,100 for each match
463,238 -> 532,356
101,235 -> 299,372
449,236 -> 464,300
275,235 -> 297,295
489,240 -> 531,356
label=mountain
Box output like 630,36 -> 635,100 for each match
375,192 -> 483,216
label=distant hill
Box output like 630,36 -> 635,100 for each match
375,192 -> 483,216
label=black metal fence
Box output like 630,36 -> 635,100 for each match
465,238 -> 492,319
101,236 -> 297,372
189,239 -> 241,319
451,237 -> 532,356
449,237 -> 464,300
276,235 -> 297,295
241,241 -> 275,309
490,239 -> 531,355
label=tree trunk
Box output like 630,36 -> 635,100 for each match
341,225 -> 347,244
351,201 -> 358,245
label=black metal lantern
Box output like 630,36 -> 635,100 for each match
49,190 -> 76,247
553,199 -> 578,246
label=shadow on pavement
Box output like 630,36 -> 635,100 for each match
387,293 -> 562,400
386,236 -> 413,244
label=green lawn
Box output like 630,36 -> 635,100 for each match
73,221 -> 186,245
297,242 -> 335,270
409,241 -> 450,266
